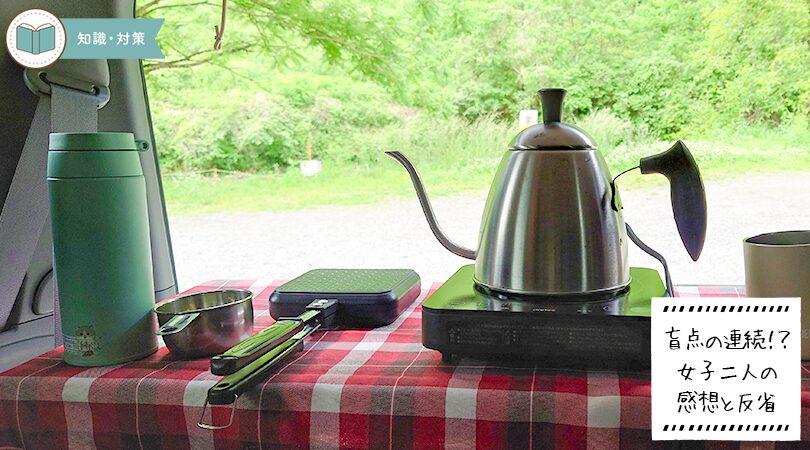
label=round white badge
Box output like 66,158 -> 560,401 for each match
5,9 -> 66,68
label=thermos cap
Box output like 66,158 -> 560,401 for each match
49,132 -> 143,151
48,132 -> 146,179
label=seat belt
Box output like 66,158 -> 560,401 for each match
0,80 -> 100,335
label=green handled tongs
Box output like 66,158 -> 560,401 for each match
210,312 -> 313,375
198,298 -> 338,429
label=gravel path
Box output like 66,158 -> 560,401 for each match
169,171 -> 810,291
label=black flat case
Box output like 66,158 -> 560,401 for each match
268,269 -> 421,327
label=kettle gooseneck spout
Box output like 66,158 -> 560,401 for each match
385,151 -> 477,260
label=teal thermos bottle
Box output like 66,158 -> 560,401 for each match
47,132 -> 158,366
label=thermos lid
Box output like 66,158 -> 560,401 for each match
510,88 -> 595,150
48,132 -> 146,179
49,132 -> 145,151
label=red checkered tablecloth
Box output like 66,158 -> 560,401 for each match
1,280 -> 808,449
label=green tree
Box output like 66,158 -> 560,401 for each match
137,0 -> 404,83
694,0 -> 810,125
142,0 -> 810,171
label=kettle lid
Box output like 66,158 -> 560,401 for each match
510,88 -> 595,150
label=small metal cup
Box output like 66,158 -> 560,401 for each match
155,289 -> 254,359
743,231 -> 810,359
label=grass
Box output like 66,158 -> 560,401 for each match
162,115 -> 810,216
162,164 -> 493,215
162,147 -> 810,216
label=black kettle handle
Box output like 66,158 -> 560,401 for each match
639,140 -> 707,261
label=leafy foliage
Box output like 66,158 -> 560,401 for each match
139,0 -> 405,83
143,0 -> 810,171
695,0 -> 810,126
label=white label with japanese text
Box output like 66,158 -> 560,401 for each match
652,297 -> 800,441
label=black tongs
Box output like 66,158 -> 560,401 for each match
198,299 -> 337,429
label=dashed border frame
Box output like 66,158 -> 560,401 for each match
662,304 -> 790,313
655,299 -> 797,438
662,424 -> 790,432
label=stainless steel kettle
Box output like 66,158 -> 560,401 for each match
388,88 -> 707,297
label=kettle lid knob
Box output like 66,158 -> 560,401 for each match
510,87 -> 594,150
539,88 -> 566,123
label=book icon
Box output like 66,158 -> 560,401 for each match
16,23 -> 55,55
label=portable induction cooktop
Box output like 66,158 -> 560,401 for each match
423,265 -> 666,371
